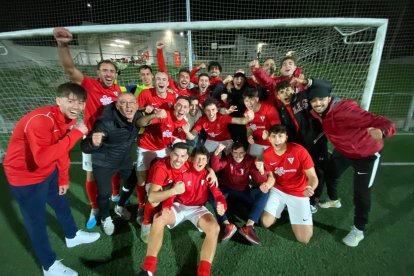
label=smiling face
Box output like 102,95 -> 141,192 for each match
116,93 -> 138,122
204,103 -> 218,122
231,146 -> 247,163
155,72 -> 169,95
280,58 -> 297,77
233,75 -> 246,89
189,99 -> 200,117
56,92 -> 86,120
263,58 -> 276,76
277,87 -> 294,105
178,71 -> 190,89
140,68 -> 153,86
310,96 -> 331,115
268,132 -> 288,153
97,63 -> 117,88
243,96 -> 259,111
198,75 -> 210,94
192,153 -> 208,172
173,98 -> 190,121
170,148 -> 189,169
209,66 -> 221,78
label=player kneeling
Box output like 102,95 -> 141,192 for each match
138,146 -> 227,276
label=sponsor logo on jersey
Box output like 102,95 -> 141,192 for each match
100,95 -> 113,105
163,130 -> 173,138
208,131 -> 222,138
274,167 -> 297,176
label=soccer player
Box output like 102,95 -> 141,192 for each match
190,61 -> 225,96
308,79 -> 396,247
243,88 -> 281,157
3,83 -> 100,275
139,146 -> 226,276
156,41 -> 192,96
80,92 -> 150,235
54,27 -> 121,229
190,98 -> 254,154
186,96 -> 204,148
261,125 -> 318,244
126,65 -> 154,97
190,73 -> 211,108
210,142 -> 272,245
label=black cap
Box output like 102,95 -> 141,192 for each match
307,79 -> 332,101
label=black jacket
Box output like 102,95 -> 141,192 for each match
81,102 -> 141,169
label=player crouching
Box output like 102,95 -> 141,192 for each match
138,146 -> 227,276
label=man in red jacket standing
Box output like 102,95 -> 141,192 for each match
3,83 -> 100,275
308,79 -> 396,247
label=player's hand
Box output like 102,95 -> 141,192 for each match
262,130 -> 269,141
290,77 -> 306,86
198,63 -> 207,70
59,185 -> 69,195
154,108 -> 167,119
207,170 -> 218,187
367,127 -> 383,140
245,110 -> 254,121
303,185 -> 314,197
53,27 -> 73,45
255,161 -> 265,175
182,123 -> 190,133
223,75 -> 233,85
216,202 -> 225,216
91,132 -> 105,147
259,183 -> 270,193
249,60 -> 260,70
156,41 -> 165,49
248,135 -> 255,145
215,143 -> 226,155
221,93 -> 228,103
75,121 -> 89,135
226,105 -> 238,114
144,105 -> 155,114
174,181 -> 186,195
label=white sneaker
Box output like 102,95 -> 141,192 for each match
86,209 -> 99,230
310,204 -> 318,214
319,199 -> 342,209
136,207 -> 144,225
342,225 -> 364,247
102,217 -> 115,236
43,260 -> 77,276
114,205 -> 131,220
140,223 -> 151,243
65,230 -> 100,248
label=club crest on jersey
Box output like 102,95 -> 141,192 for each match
114,91 -> 119,96
288,157 -> 294,164
260,116 -> 265,122
187,181 -> 192,186
201,179 -> 205,186
100,95 -> 113,105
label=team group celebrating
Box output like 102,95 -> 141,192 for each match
3,27 -> 396,276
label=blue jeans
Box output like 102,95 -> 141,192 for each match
210,186 -> 269,224
9,169 -> 78,269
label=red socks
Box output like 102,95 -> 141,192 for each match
197,260 -> 212,276
85,180 -> 98,209
143,203 -> 159,225
136,184 -> 147,207
142,256 -> 157,274
111,173 -> 121,196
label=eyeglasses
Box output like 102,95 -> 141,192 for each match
117,101 -> 137,106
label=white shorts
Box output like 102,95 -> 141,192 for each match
204,139 -> 233,155
264,187 -> 313,225
136,147 -> 168,171
167,202 -> 211,232
248,143 -> 269,158
82,152 -> 93,172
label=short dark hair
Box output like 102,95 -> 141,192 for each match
263,57 -> 275,63
97,59 -> 118,71
208,61 -> 222,72
280,56 -> 298,67
176,95 -> 190,104
138,65 -> 153,74
242,88 -> 259,99
268,124 -> 287,135
198,72 -> 209,79
203,97 -> 218,109
276,80 -> 293,92
179,68 -> 190,75
192,146 -> 209,158
188,95 -> 199,103
57,82 -> 87,100
172,142 -> 190,152
232,141 -> 247,152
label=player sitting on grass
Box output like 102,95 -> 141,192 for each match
138,146 -> 227,276
261,125 -> 318,244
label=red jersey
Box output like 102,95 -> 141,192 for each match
3,106 -> 84,187
137,88 -> 176,111
81,76 -> 120,129
263,143 -> 314,197
146,157 -> 190,187
162,167 -> 227,210
193,113 -> 233,141
139,110 -> 188,150
190,87 -> 211,108
210,153 -> 268,191
247,103 -> 280,146
157,48 -> 192,97
190,67 -> 223,91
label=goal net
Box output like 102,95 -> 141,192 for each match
0,18 -> 388,160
